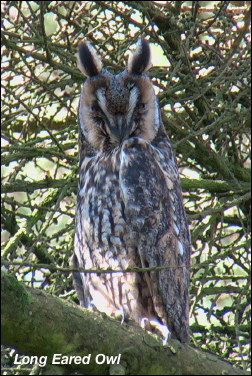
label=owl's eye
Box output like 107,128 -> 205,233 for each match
94,116 -> 105,128
91,104 -> 100,113
138,103 -> 146,110
91,104 -> 106,128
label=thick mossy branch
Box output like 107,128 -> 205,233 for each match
1,272 -> 248,375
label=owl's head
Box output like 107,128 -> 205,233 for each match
77,38 -> 162,151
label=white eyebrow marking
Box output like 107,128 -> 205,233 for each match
127,86 -> 139,122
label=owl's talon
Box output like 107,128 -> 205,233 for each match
118,309 -> 125,324
140,317 -> 170,345
140,317 -> 148,330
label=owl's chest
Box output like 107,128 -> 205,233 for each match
78,153 -> 127,247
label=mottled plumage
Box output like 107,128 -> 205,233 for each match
73,39 -> 191,342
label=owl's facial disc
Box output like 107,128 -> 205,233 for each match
79,74 -> 159,151
95,85 -> 139,144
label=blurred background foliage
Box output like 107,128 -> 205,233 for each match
1,1 -> 251,373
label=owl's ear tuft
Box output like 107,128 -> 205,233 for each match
77,41 -> 103,77
128,38 -> 152,74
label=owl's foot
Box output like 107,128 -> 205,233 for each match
111,308 -> 126,325
119,309 -> 125,325
140,317 -> 170,345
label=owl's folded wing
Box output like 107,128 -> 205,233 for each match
119,136 -> 190,342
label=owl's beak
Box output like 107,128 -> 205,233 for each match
111,114 -> 130,142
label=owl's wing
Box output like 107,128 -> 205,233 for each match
119,136 -> 190,342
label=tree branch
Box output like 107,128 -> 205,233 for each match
1,272 -> 248,375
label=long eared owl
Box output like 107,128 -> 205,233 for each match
73,38 -> 191,342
